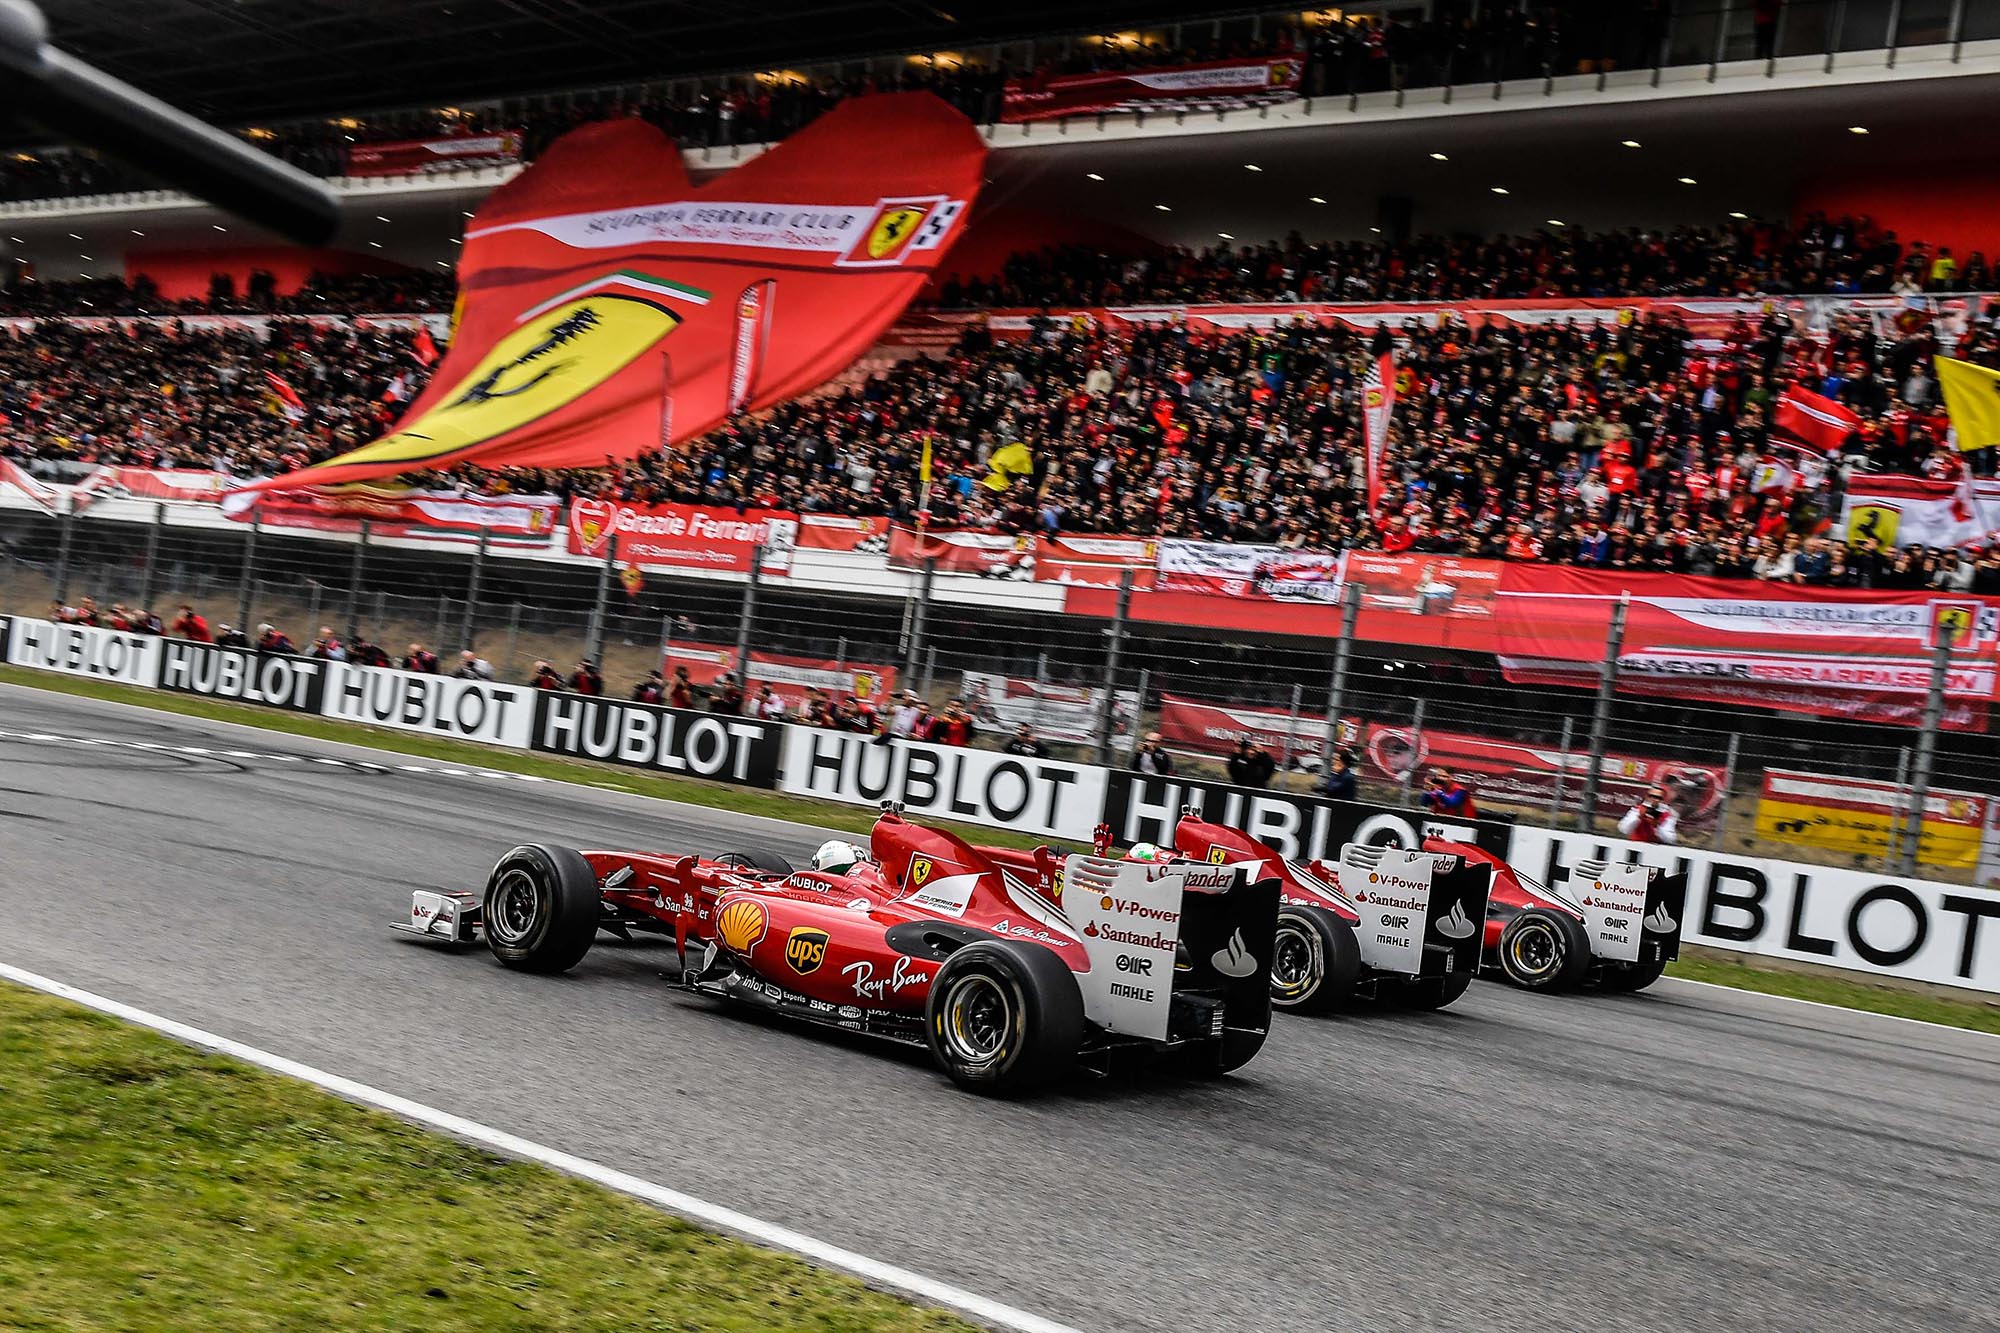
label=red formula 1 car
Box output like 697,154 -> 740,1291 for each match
1432,838 -> 1687,993
1060,812 -> 1494,1015
392,811 -> 1279,1095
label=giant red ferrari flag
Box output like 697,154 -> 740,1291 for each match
1773,386 -> 1861,452
243,96 -> 984,491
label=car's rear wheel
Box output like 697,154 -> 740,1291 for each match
924,940 -> 1084,1095
483,844 -> 601,974
1268,906 -> 1359,1015
1496,908 -> 1592,991
1602,958 -> 1668,992
716,849 -> 795,875
1400,970 -> 1475,1010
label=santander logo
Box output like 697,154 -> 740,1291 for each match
1435,899 -> 1477,940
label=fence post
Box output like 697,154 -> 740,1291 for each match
1397,697 -> 1427,806
432,595 -> 448,655
1034,649 -> 1051,737
306,583 -> 322,633
1710,731 -> 1742,849
734,543 -> 763,696
659,613 -> 675,675
902,557 -> 936,682
236,509 -> 259,629
1126,667 -> 1150,765
586,534 -> 617,666
922,643 -> 939,698
505,602 -> 522,677
1280,682 -> 1303,775
1320,582 -> 1361,769
138,501 -> 165,609
52,493 -> 76,604
344,520 -> 371,646
1577,594 -> 1628,833
1094,568 -> 1135,766
461,525 -> 489,650
1902,638 -> 1953,873
1547,715 -> 1574,828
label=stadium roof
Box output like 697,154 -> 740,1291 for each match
39,0 -> 1248,123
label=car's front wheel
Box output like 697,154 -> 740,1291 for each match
1495,908 -> 1592,990
1268,905 -> 1359,1015
483,844 -> 601,974
924,940 -> 1084,1095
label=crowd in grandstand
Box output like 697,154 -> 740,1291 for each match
5,228 -> 2000,592
0,270 -> 454,317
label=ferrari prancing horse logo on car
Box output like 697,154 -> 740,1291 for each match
907,856 -> 934,890
784,927 -> 830,975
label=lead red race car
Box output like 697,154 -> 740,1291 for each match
393,810 -> 1280,1095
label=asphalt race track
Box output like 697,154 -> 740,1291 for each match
3,683 -> 1997,1333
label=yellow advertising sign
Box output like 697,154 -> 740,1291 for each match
1756,769 -> 1987,869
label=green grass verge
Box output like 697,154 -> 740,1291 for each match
0,664 -> 1048,852
5,664 -> 1998,1035
1666,948 -> 2000,1035
0,979 -> 973,1333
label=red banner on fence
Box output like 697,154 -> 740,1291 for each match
248,95 -> 983,492
223,484 -> 560,544
666,642 -> 896,707
344,131 -> 524,177
1002,56 -> 1302,123
1154,693 -> 1728,826
567,498 -> 796,574
797,513 -> 887,552
887,525 -> 1033,576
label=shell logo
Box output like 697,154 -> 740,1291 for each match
1368,872 -> 1380,884
716,898 -> 769,954
1099,895 -> 1114,910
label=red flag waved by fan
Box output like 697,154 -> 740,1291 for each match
411,325 -> 441,367
1773,386 -> 1861,453
240,96 -> 985,494
263,371 -> 306,422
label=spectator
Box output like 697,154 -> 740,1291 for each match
887,690 -> 923,738
169,603 -> 210,641
530,660 -> 564,690
710,672 -> 745,714
1320,749 -> 1358,801
254,622 -> 295,655
72,596 -> 101,627
1133,731 -> 1175,776
1226,735 -> 1276,788
571,658 -> 604,695
348,634 -> 391,667
668,666 -> 698,710
755,685 -> 787,720
1419,767 -> 1480,819
633,669 -> 665,704
1004,723 -> 1049,758
1618,785 -> 1681,844
308,626 -> 346,661
214,622 -> 250,649
453,650 -> 493,680
931,699 -> 977,746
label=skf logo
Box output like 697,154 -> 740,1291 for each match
1206,846 -> 1229,865
907,856 -> 935,889
716,898 -> 768,954
866,206 -> 928,260
784,927 -> 829,975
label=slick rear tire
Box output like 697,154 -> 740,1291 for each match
483,844 -> 600,974
1496,909 -> 1592,991
1602,958 -> 1668,993
716,848 -> 795,876
1268,906 -> 1360,1015
925,941 -> 1085,1095
1400,970 -> 1475,1010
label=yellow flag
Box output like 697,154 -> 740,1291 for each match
919,434 -> 933,484
1936,356 -> 2000,451
981,441 -> 1033,492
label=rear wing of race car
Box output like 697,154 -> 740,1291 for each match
1060,854 -> 1278,1045
1337,844 -> 1491,980
1571,858 -> 1688,967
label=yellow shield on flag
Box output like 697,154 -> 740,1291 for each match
1846,503 -> 1900,547
867,207 -> 927,260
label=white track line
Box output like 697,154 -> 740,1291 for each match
0,961 -> 1081,1333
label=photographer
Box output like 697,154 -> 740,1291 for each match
1419,767 -> 1480,820
1618,785 -> 1680,845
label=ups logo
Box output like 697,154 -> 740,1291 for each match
784,927 -> 829,975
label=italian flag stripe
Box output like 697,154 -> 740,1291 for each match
515,269 -> 711,324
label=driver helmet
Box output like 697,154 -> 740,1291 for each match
1125,842 -> 1168,862
812,839 -> 865,875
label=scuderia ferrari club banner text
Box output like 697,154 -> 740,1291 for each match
244,95 -> 983,492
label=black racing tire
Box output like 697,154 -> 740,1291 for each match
1496,908 -> 1593,991
1602,958 -> 1668,993
924,940 -> 1085,1095
716,848 -> 795,876
483,844 -> 601,974
1268,905 -> 1361,1015
1400,970 -> 1475,1010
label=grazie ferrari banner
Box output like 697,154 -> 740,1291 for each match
246,96 -> 982,492
1001,56 -> 1302,123
567,498 -> 796,574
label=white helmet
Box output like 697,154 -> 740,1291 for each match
812,840 -> 865,875
1125,842 -> 1168,863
